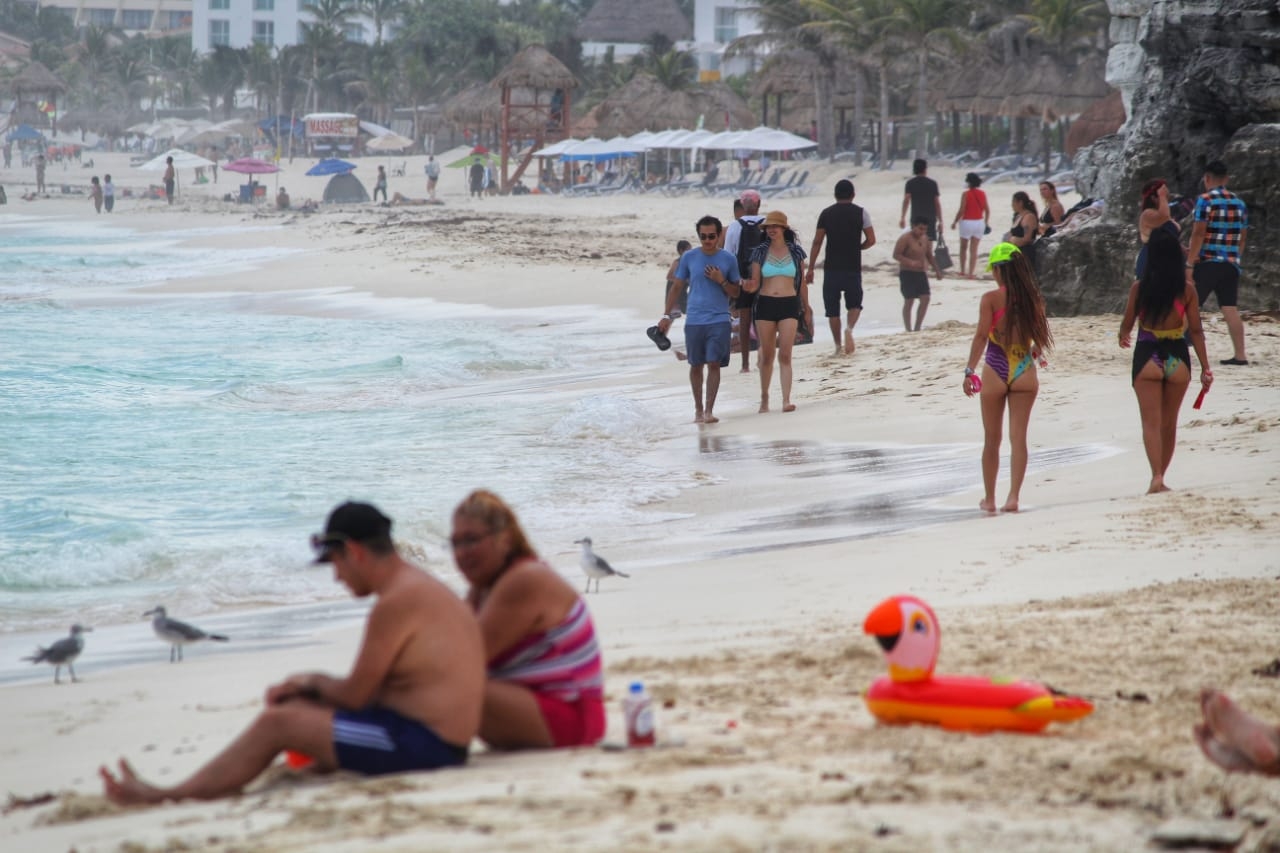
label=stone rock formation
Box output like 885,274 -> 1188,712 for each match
1037,0 -> 1279,315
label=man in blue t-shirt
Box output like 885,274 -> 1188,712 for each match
1187,159 -> 1250,365
658,215 -> 742,424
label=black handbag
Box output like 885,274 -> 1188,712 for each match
934,232 -> 954,271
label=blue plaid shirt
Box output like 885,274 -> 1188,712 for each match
1194,187 -> 1248,269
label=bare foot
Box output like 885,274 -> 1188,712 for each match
758,401 -> 769,413
739,367 -> 750,374
693,412 -> 704,424
979,499 -> 997,513
833,344 -> 842,356
1146,478 -> 1171,494
100,759 -> 167,806
782,403 -> 796,413
843,330 -> 855,355
1201,689 -> 1280,772
1195,724 -> 1257,772
1000,500 -> 1019,513
703,413 -> 719,424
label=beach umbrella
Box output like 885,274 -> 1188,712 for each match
222,157 -> 280,175
306,158 -> 357,176
366,132 -> 414,152
446,153 -> 492,168
138,148 -> 216,170
7,123 -> 44,142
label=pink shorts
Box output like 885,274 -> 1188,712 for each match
534,693 -> 606,748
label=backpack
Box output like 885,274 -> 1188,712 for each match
735,217 -> 765,278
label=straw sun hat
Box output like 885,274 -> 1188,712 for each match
762,210 -> 789,229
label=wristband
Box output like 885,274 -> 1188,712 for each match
662,314 -> 671,320
964,367 -> 976,377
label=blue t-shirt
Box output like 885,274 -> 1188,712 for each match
675,248 -> 739,326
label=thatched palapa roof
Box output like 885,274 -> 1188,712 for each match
996,53 -> 1112,122
443,84 -> 501,128
11,60 -> 65,95
1065,89 -> 1125,155
575,0 -> 691,44
490,44 -> 578,91
590,73 -> 670,137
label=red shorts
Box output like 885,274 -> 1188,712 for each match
533,693 -> 606,748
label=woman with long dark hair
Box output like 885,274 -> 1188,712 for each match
1005,191 -> 1039,251
1135,178 -> 1179,278
1118,228 -> 1213,493
962,243 -> 1054,512
744,210 -> 809,413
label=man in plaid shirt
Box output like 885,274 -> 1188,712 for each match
1187,160 -> 1250,365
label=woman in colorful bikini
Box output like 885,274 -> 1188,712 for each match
1135,178 -> 1180,279
962,243 -> 1054,513
744,209 -> 809,413
450,489 -> 605,749
1118,228 -> 1212,494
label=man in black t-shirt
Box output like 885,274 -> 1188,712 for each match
807,179 -> 877,356
899,158 -> 942,242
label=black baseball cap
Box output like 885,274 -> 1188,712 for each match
311,502 -> 392,563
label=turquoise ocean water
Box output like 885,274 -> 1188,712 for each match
0,214 -> 687,633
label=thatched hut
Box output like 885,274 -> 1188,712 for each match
10,60 -> 66,133
575,0 -> 692,49
489,44 -> 579,191
1065,89 -> 1125,156
443,84 -> 502,134
751,50 -> 858,140
589,73 -> 671,138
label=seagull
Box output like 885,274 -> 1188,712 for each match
143,606 -> 229,662
22,624 -> 92,684
574,537 -> 629,594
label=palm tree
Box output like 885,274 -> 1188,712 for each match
358,0 -> 408,45
1022,0 -> 1107,59
196,45 -> 245,118
729,0 -> 849,156
876,0 -> 965,156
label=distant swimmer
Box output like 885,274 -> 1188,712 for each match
575,537 -> 630,594
23,624 -> 92,684
143,606 -> 229,662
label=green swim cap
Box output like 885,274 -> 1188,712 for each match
986,242 -> 1021,270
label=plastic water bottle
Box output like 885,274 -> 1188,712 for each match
623,681 -> 656,748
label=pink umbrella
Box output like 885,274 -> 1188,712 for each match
222,157 -> 280,174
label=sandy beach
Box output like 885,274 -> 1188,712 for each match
2,150 -> 1279,851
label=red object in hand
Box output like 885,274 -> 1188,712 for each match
1193,386 -> 1208,410
284,750 -> 314,769
968,375 -> 982,393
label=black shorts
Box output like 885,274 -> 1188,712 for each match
754,293 -> 801,323
1194,262 -> 1240,309
823,269 -> 863,316
899,270 -> 931,299
734,288 -> 756,310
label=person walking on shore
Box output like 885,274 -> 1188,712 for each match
89,176 -> 103,213
899,158 -> 941,242
1118,228 -> 1213,494
744,210 -> 809,413
34,152 -> 46,195
724,190 -> 766,373
163,156 -> 175,205
373,165 -> 388,203
425,155 -> 440,200
807,179 -> 875,355
1187,159 -> 1249,365
894,218 -> 943,332
962,243 -> 1054,513
950,172 -> 989,279
657,215 -> 742,424
102,174 -> 114,212
99,502 -> 485,805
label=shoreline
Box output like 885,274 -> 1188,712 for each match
2,155 -> 1278,850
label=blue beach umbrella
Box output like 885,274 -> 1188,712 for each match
7,123 -> 44,142
306,158 -> 357,177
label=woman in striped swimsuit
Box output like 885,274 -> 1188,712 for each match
451,489 -> 606,750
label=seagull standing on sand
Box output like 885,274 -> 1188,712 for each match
22,624 -> 92,684
574,537 -> 629,594
144,606 -> 229,662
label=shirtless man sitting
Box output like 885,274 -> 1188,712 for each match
100,502 -> 486,804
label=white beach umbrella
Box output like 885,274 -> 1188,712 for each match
533,138 -> 582,157
137,148 -> 217,171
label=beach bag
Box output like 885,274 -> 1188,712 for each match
735,217 -> 765,278
934,232 -> 954,271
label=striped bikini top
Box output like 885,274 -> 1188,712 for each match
487,598 -> 604,702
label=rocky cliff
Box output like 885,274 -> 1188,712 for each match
1038,0 -> 1280,315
